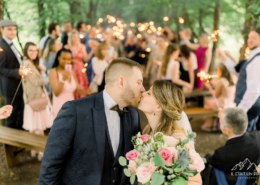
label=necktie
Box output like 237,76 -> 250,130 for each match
9,42 -> 13,46
110,105 -> 128,116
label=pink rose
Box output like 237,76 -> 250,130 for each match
128,160 -> 137,174
189,149 -> 205,172
164,136 -> 179,147
126,150 -> 139,161
167,147 -> 178,162
136,162 -> 156,184
140,134 -> 150,143
157,149 -> 173,165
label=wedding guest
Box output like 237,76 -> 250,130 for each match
0,19 -> 29,130
180,29 -> 194,46
217,27 -> 260,131
43,39 -> 62,73
159,43 -> 193,90
145,36 -> 166,86
135,39 -> 149,71
202,63 -> 235,131
22,42 -> 53,160
0,105 -> 13,120
76,21 -> 87,44
85,27 -> 100,83
49,48 -> 92,118
163,26 -> 178,44
92,43 -> 111,92
124,34 -> 137,60
202,108 -> 260,185
179,44 -> 198,92
61,21 -> 72,46
39,22 -> 61,58
65,31 -> 92,99
180,31 -> 212,89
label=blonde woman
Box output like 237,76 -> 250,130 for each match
65,31 -> 93,99
92,43 -> 114,92
145,36 -> 166,86
138,80 -> 202,185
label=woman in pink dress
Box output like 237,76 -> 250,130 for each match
49,48 -> 92,119
179,31 -> 212,89
65,31 -> 93,99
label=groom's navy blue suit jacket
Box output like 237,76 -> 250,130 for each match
38,91 -> 141,185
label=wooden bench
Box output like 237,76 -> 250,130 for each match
184,89 -> 211,107
184,108 -> 218,119
0,125 -> 48,168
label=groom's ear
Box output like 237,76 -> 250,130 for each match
117,76 -> 124,90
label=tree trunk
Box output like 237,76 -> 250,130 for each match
37,0 -> 46,38
239,0 -> 254,61
209,0 -> 222,73
0,0 -> 3,38
69,1 -> 82,26
198,9 -> 205,34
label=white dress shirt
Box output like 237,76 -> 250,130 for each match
3,37 -> 22,65
103,89 -> 121,156
224,47 -> 260,112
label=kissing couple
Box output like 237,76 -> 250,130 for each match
38,58 -> 202,185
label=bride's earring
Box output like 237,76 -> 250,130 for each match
154,110 -> 156,116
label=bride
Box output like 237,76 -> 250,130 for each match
138,80 -> 202,185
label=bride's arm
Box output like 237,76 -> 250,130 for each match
173,134 -> 203,185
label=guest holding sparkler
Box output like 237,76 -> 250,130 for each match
179,31 -> 212,89
22,42 -> 53,160
0,20 -> 29,130
49,48 -> 92,119
0,105 -> 13,120
217,27 -> 260,131
201,63 -> 235,132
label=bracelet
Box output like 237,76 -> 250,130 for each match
60,79 -> 65,83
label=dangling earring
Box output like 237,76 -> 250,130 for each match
154,110 -> 156,116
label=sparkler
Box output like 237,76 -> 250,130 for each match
130,22 -> 135,27
163,16 -> 169,21
81,68 -> 86,73
208,30 -> 224,42
245,47 -> 250,58
0,48 -> 3,52
145,48 -> 151,52
79,34 -> 84,39
11,66 -> 32,105
84,63 -> 88,67
179,17 -> 184,24
197,71 -> 220,109
149,21 -> 154,26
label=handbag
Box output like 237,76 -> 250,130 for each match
23,77 -> 49,112
89,81 -> 98,93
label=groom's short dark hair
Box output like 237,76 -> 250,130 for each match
105,58 -> 143,85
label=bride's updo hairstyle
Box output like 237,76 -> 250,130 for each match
144,80 -> 186,136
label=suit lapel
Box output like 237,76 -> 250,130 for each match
1,38 -> 22,63
92,92 -> 107,175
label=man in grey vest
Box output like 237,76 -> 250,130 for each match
217,27 -> 260,131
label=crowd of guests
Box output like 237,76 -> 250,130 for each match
0,18 -> 260,184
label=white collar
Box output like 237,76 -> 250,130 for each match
228,134 -> 243,140
248,47 -> 260,60
103,89 -> 117,110
3,36 -> 13,45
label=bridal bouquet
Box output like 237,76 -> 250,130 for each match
119,132 -> 205,185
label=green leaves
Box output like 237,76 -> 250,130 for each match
130,174 -> 136,185
124,169 -> 131,177
119,156 -> 127,166
151,171 -> 164,185
154,152 -> 165,167
182,139 -> 189,145
170,176 -> 188,185
174,168 -> 182,173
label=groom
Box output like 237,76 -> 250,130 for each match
38,58 -> 145,185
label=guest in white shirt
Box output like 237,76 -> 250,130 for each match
217,27 -> 260,131
92,43 -> 116,92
